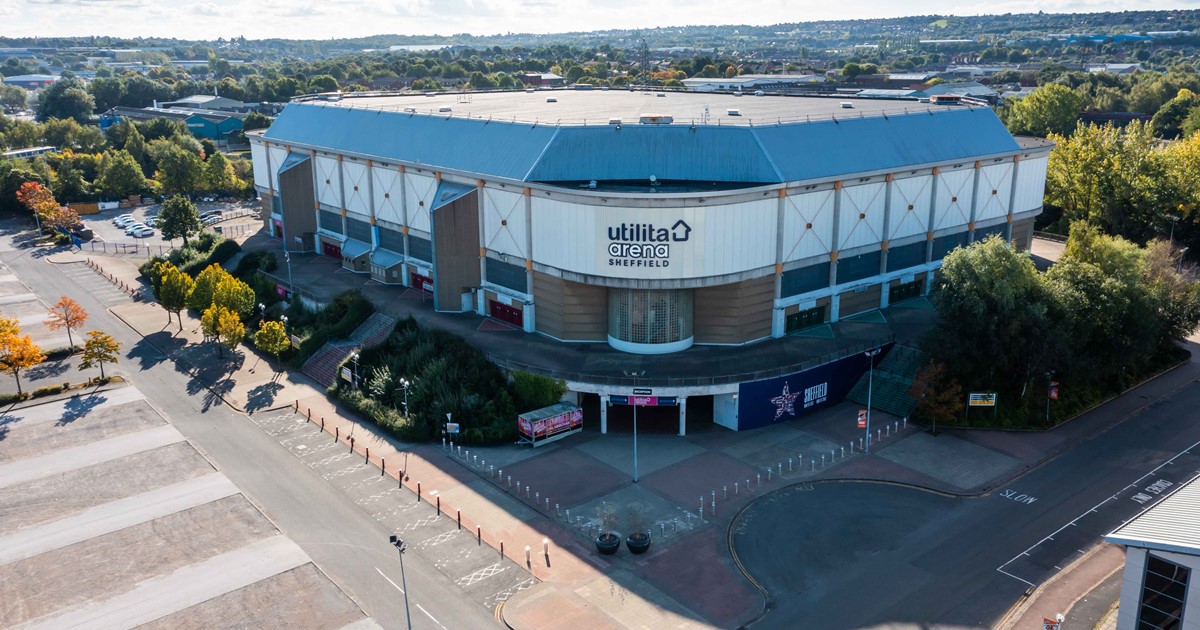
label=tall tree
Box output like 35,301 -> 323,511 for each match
1005,84 -> 1085,137
908,360 -> 964,433
15,181 -> 58,231
254,320 -> 289,368
159,265 -> 196,331
189,264 -> 232,310
36,76 -> 95,123
202,151 -> 238,194
45,296 -> 88,351
96,150 -> 148,198
151,142 -> 203,195
0,318 -> 44,395
213,275 -> 255,318
159,194 -> 202,246
78,330 -> 120,379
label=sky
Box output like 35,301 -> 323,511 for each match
0,0 -> 1198,41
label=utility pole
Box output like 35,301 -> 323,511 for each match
388,535 -> 413,630
864,348 -> 882,454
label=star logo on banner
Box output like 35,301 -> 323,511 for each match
770,383 -> 800,420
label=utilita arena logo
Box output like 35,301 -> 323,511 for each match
607,220 -> 691,268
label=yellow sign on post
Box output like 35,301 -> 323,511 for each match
968,392 -> 998,407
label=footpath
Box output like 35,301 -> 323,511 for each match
51,248 -> 1199,630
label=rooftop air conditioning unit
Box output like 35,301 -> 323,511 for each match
639,114 -> 674,124
438,106 -> 452,113
727,108 -> 741,116
546,97 -> 557,103
609,117 -> 622,125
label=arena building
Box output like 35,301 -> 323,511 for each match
248,89 -> 1051,433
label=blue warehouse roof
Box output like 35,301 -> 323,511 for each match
264,100 -> 1021,185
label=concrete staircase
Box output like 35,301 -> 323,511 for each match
301,313 -> 397,388
845,344 -> 928,418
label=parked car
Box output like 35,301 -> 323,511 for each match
144,217 -> 158,227
125,223 -> 147,235
130,226 -> 155,238
113,214 -> 135,227
199,210 -> 224,221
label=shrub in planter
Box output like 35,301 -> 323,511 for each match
625,503 -> 651,554
595,502 -> 620,555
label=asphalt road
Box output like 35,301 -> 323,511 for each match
733,350 -> 1200,629
0,223 -> 497,630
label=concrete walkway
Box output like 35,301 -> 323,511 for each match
997,543 -> 1125,630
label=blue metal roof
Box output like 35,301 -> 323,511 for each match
265,104 -> 559,181
753,108 -> 1019,182
526,125 -> 782,183
266,103 -> 1019,185
370,248 -> 405,268
277,152 -> 309,175
341,238 -> 371,258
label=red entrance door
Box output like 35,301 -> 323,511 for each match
490,300 -> 523,328
410,272 -> 433,293
322,241 -> 342,259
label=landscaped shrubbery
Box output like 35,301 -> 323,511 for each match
283,290 -> 375,366
139,232 -> 241,279
329,316 -> 566,445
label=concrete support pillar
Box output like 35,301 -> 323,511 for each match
600,394 -> 609,434
678,397 -> 687,437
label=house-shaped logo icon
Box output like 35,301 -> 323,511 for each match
671,220 -> 692,242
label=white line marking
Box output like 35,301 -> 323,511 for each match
415,603 -> 445,629
374,567 -> 404,594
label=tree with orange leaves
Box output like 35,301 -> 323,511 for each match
15,181 -> 58,233
0,318 -> 45,396
46,296 -> 88,352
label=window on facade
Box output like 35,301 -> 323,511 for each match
346,217 -> 371,242
781,263 -> 830,298
1138,555 -> 1189,630
486,257 -> 526,293
837,250 -> 882,284
886,242 -> 927,272
318,210 -> 343,234
973,223 -> 1008,243
408,235 -> 432,263
608,288 -> 693,345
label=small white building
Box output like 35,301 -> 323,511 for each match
1105,474 -> 1200,629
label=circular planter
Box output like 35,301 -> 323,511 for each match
626,533 -> 651,555
596,533 -> 621,555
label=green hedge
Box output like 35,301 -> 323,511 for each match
288,291 -> 375,366
180,239 -> 241,276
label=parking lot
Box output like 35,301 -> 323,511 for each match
0,385 -> 376,628
82,199 -> 262,254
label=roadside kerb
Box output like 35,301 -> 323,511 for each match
291,400 -> 553,581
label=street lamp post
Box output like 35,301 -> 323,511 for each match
283,250 -> 294,302
387,535 -> 413,630
864,348 -> 882,454
633,401 -> 639,482
398,377 -> 411,417
1169,214 -> 1180,250
350,352 -> 360,388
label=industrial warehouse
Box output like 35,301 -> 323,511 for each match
249,89 -> 1051,433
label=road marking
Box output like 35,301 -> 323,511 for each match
1000,489 -> 1038,505
0,424 -> 184,488
375,566 -> 404,594
416,603 -> 445,629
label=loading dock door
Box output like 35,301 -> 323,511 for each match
889,280 -> 924,305
490,300 -> 523,328
786,305 -> 826,333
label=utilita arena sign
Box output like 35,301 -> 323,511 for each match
606,220 -> 692,268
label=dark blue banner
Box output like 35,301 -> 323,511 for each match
736,343 -> 894,431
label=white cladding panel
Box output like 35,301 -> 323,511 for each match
342,160 -> 370,216
372,164 -> 403,225
531,197 -> 777,280
934,168 -> 974,231
888,174 -> 932,240
314,155 -> 341,208
838,181 -> 887,251
266,145 -> 288,192
251,142 -> 269,190
976,162 -> 1014,223
482,188 -> 527,258
404,173 -> 437,234
782,188 -> 835,263
1013,156 -> 1048,214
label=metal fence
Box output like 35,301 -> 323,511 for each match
81,241 -> 169,258
485,334 -> 897,388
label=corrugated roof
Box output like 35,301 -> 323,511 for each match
526,125 -> 782,183
341,238 -> 371,259
370,248 -> 404,268
264,104 -> 559,181
753,108 -> 1018,182
1106,474 -> 1200,556
266,102 -> 1020,185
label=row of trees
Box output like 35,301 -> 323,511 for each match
915,228 -> 1200,426
147,259 -> 288,364
0,299 -> 121,397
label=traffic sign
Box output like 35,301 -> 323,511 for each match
1048,381 -> 1060,401
857,409 -> 867,429
445,422 -> 460,434
340,366 -> 353,383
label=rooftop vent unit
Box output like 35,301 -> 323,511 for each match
656,92 -> 666,97
403,107 -> 417,113
588,180 -> 598,189
438,106 -> 452,113
727,108 -> 741,116
525,88 -> 535,93
608,117 -> 622,125
639,113 -> 674,125
546,97 -> 557,103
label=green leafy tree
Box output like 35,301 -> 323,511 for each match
78,330 -> 120,379
254,320 -> 289,366
213,275 -> 255,318
42,118 -> 107,152
96,150 -> 148,198
189,263 -> 232,310
308,74 -> 339,92
242,111 -> 272,132
36,76 -> 95,123
202,151 -> 238,194
0,84 -> 27,111
150,141 -> 203,195
1150,89 -> 1200,139
88,76 -> 126,113
1005,84 -> 1085,137
159,194 -> 202,246
52,164 -> 88,202
159,264 -> 195,331
202,305 -> 243,357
